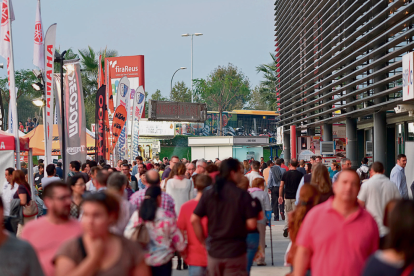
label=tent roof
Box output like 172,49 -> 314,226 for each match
23,125 -> 96,156
6,129 -> 25,137
0,130 -> 30,151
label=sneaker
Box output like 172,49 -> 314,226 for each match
281,213 -> 285,221
283,228 -> 288,238
257,262 -> 267,266
274,217 -> 279,221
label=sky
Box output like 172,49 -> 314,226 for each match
2,0 -> 275,99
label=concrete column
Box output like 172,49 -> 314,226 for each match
374,111 -> 387,164
283,132 -> 291,164
322,123 -> 333,141
346,118 -> 358,169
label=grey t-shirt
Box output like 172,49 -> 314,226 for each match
0,234 -> 44,276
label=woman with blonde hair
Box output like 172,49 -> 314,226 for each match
310,163 -> 333,203
286,184 -> 320,276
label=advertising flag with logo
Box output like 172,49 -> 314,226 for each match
0,0 -> 20,166
130,86 -> 145,163
54,73 -> 62,152
111,105 -> 127,151
63,60 -> 86,174
33,0 -> 44,70
43,24 -> 56,165
95,85 -> 106,162
115,76 -> 130,161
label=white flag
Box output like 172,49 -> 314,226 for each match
0,0 -> 19,167
44,24 -> 56,166
33,0 -> 44,70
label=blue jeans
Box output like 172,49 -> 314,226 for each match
188,265 -> 207,276
246,233 -> 260,274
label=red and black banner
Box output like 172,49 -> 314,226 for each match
95,85 -> 106,163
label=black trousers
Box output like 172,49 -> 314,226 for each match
271,186 -> 284,219
151,260 -> 172,276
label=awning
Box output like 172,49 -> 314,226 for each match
23,125 -> 96,156
0,130 -> 30,151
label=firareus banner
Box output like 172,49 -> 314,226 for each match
112,105 -> 127,151
63,60 -> 86,174
43,24 -> 56,166
130,86 -> 145,163
95,85 -> 106,162
116,76 -> 130,161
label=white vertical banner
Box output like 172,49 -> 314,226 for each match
130,86 -> 145,163
402,52 -> 414,102
0,0 -> 19,167
33,0 -> 44,70
43,24 -> 56,166
116,76 -> 130,161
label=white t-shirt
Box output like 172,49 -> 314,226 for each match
358,174 -> 401,236
2,181 -> 19,216
41,176 -> 61,188
166,178 -> 193,215
40,177 -> 61,210
245,171 -> 264,187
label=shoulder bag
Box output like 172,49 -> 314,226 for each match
22,186 -> 38,218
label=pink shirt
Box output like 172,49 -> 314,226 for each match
21,217 -> 83,276
296,197 -> 379,276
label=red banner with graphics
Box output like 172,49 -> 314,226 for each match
111,105 -> 127,151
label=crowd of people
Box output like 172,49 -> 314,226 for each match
0,153 -> 413,276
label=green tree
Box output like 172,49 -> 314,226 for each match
78,46 -> 118,98
194,63 -> 250,135
170,81 -> 191,102
256,53 -> 278,110
246,85 -> 269,110
150,89 -> 167,101
0,69 -> 43,128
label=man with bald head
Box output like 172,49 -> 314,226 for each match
292,170 -> 379,276
129,169 -> 176,216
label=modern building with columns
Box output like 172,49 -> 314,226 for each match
274,0 -> 414,176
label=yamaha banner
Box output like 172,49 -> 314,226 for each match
130,86 -> 145,163
63,60 -> 86,174
44,24 -> 56,166
116,76 -> 130,161
95,85 -> 106,162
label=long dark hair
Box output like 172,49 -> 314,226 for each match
139,186 -> 161,221
215,158 -> 240,197
385,199 -> 414,268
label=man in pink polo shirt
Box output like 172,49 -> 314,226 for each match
293,170 -> 379,276
21,181 -> 83,276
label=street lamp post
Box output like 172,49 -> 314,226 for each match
170,67 -> 187,100
54,50 -> 66,179
181,33 -> 203,102
31,91 -> 47,169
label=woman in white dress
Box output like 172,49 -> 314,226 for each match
166,162 -> 193,216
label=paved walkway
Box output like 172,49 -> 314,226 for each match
173,218 -> 291,276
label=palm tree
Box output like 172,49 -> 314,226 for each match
255,53 -> 278,110
78,46 -> 118,96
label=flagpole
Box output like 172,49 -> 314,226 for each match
8,0 -> 20,169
